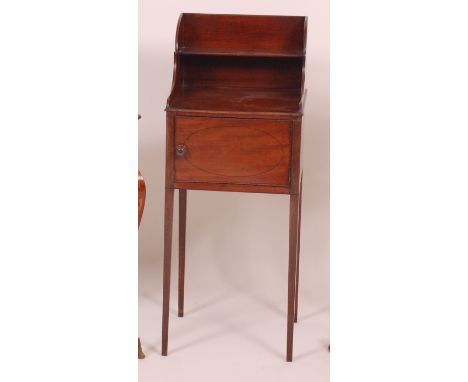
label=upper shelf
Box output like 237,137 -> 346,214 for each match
177,47 -> 305,58
175,13 -> 307,58
167,14 -> 308,116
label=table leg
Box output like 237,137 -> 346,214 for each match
287,193 -> 299,362
178,189 -> 187,317
138,337 -> 145,359
294,174 -> 303,323
162,188 -> 174,356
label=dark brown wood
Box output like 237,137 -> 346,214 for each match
294,173 -> 303,323
175,116 -> 291,187
162,112 -> 176,356
173,181 -> 289,194
161,188 -> 174,356
290,118 -> 302,195
166,109 -> 300,120
168,86 -> 302,117
167,15 -> 306,120
162,13 -> 307,361
181,55 -> 302,90
177,14 -> 306,55
287,194 -> 300,362
165,112 -> 176,187
178,46 -> 304,58
178,189 -> 187,317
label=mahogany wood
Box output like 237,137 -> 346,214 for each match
176,14 -> 306,54
178,189 -> 187,317
169,87 -> 303,116
162,13 -> 307,362
294,173 -> 303,323
290,118 -> 302,195
175,116 -> 291,187
287,194 -> 300,362
161,188 -> 174,356
173,181 -> 289,194
165,112 -> 176,186
180,55 -> 303,90
178,46 -> 304,58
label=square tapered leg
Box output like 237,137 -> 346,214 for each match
294,175 -> 303,322
286,193 -> 300,362
161,188 -> 174,356
178,189 -> 187,317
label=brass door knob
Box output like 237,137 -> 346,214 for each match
176,145 -> 186,155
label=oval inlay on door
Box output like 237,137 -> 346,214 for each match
184,126 -> 283,177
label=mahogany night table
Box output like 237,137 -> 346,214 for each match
161,13 -> 307,362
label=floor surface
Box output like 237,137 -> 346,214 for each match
139,191 -> 329,382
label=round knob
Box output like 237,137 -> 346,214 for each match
176,144 -> 186,156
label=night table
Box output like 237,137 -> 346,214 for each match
161,13 -> 307,362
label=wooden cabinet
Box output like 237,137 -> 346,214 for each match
174,116 -> 291,188
162,13 -> 307,362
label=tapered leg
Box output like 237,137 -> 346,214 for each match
138,337 -> 145,359
294,175 -> 303,323
287,194 -> 300,362
178,189 -> 187,317
161,188 -> 174,356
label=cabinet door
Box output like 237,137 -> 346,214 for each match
174,116 -> 291,187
